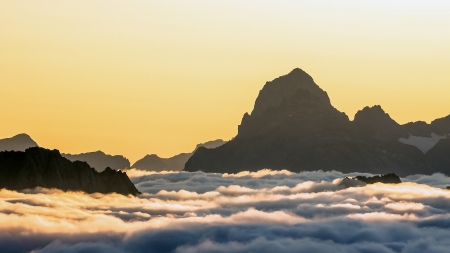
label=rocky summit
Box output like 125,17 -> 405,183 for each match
185,68 -> 450,176
0,147 -> 140,196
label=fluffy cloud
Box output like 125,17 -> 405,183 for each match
1,170 -> 450,253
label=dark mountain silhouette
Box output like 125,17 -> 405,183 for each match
63,151 -> 130,172
355,174 -> 402,184
185,68 -> 450,176
0,133 -> 38,152
132,139 -> 226,172
0,147 -> 140,196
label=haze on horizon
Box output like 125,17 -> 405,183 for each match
1,0 -> 449,162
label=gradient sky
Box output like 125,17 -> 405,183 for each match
1,1 -> 449,162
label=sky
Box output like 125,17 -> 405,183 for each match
1,1 -> 450,163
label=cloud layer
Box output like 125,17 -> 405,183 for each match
1,169 -> 450,253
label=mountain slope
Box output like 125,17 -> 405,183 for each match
0,133 -> 38,152
0,147 -> 139,195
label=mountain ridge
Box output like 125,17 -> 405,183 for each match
132,139 -> 226,172
62,151 -> 130,172
0,147 -> 140,196
0,133 -> 38,152
185,68 -> 450,176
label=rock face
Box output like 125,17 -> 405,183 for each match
185,68 -> 450,176
0,147 -> 140,196
355,174 -> 402,184
132,140 -> 226,172
0,134 -> 38,152
63,151 -> 130,172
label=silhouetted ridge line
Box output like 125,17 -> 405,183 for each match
0,133 -> 38,152
355,174 -> 402,184
184,68 -> 450,176
63,151 -> 130,172
0,147 -> 140,196
132,139 -> 226,172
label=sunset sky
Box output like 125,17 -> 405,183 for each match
1,0 -> 449,162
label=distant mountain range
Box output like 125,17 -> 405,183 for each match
62,151 -> 130,172
0,147 -> 139,195
132,139 -> 226,172
185,68 -> 450,176
0,134 -> 225,172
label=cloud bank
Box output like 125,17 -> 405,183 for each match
1,169 -> 450,253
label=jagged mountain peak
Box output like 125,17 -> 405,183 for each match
250,68 -> 331,117
354,105 -> 398,127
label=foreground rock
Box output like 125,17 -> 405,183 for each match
132,139 -> 226,172
355,173 -> 402,184
0,147 -> 140,196
63,151 -> 130,172
0,133 -> 38,152
185,68 -> 450,176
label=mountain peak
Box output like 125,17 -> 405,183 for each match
0,133 -> 38,152
354,105 -> 398,127
250,68 -> 330,117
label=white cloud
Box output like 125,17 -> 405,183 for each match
1,169 -> 450,253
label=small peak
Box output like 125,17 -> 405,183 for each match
354,105 -> 399,128
145,154 -> 160,158
14,133 -> 32,138
355,105 -> 390,120
289,68 -> 307,75
103,167 -> 114,172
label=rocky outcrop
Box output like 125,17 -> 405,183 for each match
132,140 -> 226,172
63,151 -> 130,172
0,133 -> 38,152
355,174 -> 402,184
185,68 -> 450,176
0,147 -> 140,196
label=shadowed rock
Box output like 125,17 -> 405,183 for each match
355,173 -> 402,184
0,147 -> 140,196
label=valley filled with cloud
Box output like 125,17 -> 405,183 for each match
1,169 -> 450,253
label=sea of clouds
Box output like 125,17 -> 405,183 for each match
1,169 -> 450,253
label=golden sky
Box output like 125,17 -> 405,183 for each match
1,1 -> 449,162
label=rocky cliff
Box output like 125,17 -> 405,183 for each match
0,147 -> 140,196
185,68 -> 450,176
